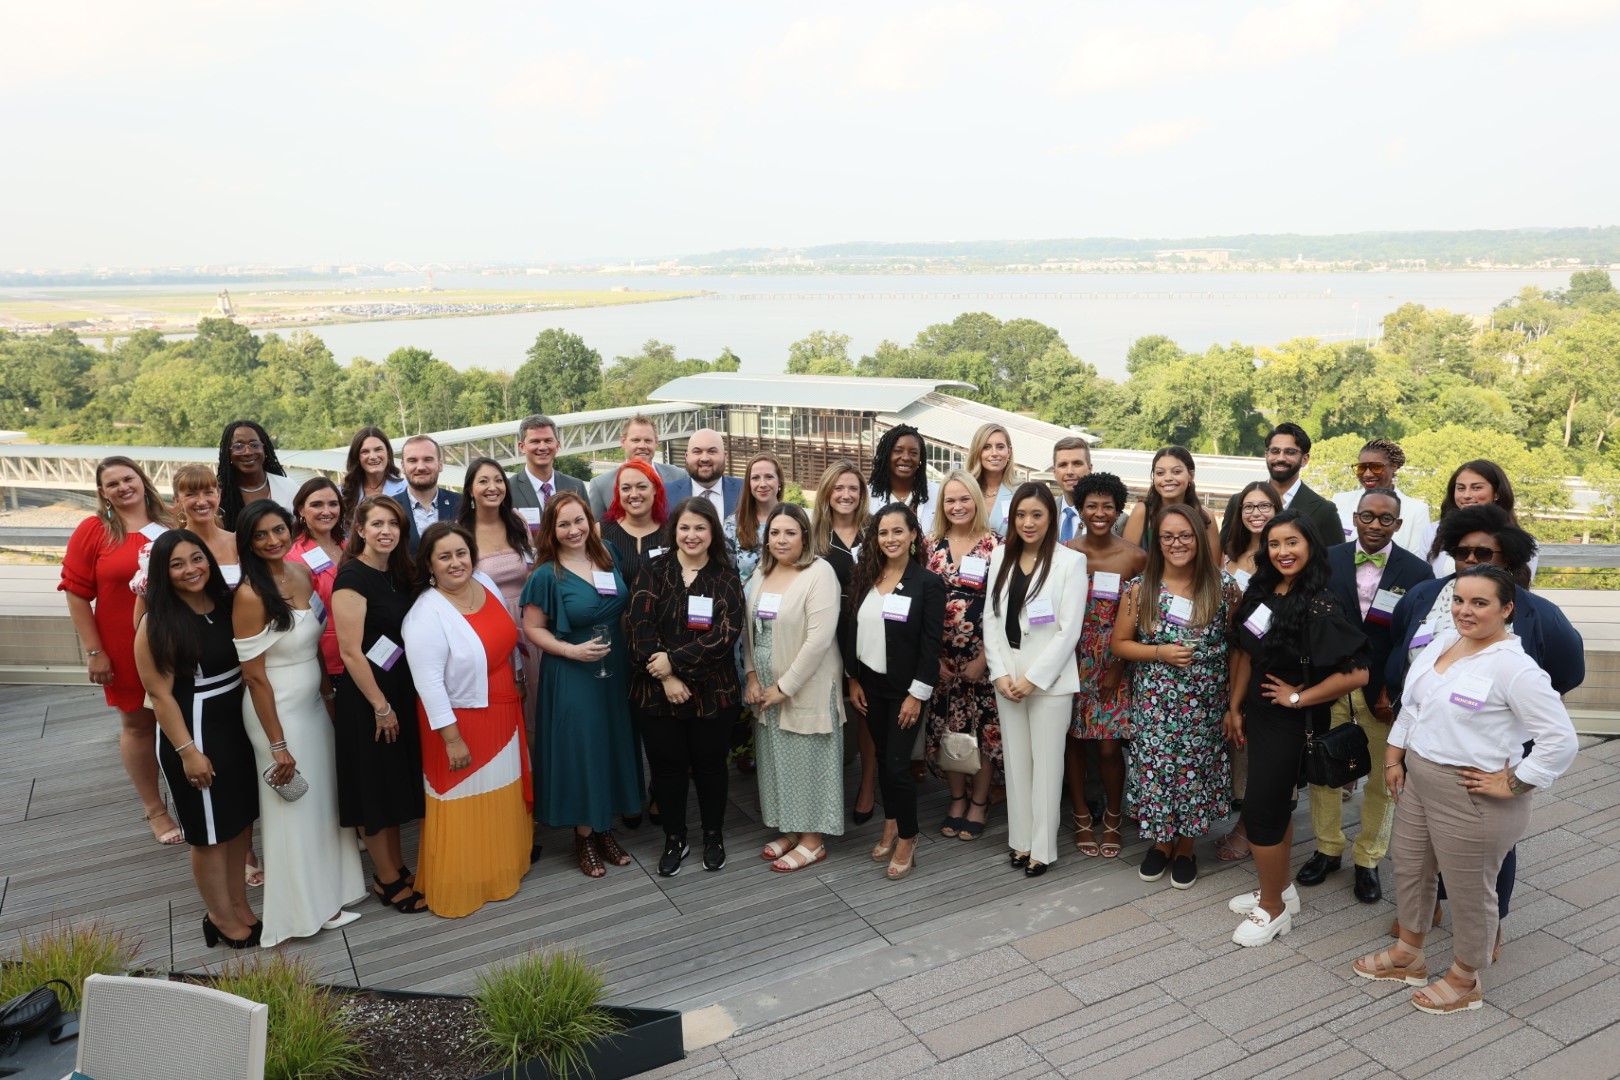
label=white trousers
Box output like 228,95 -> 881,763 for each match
998,691 -> 1073,866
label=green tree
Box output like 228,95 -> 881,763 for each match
786,330 -> 853,375
512,329 -> 602,415
1029,345 -> 1110,429
1254,338 -> 1343,421
1528,311 -> 1620,448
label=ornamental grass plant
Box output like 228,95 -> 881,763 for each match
0,918 -> 139,1009
472,948 -> 618,1080
210,954 -> 367,1080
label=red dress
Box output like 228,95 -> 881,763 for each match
59,517 -> 150,712
288,536 -> 344,675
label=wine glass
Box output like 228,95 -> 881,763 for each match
592,624 -> 611,680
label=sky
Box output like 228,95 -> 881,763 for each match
6,0 -> 1620,268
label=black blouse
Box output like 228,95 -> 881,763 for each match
627,555 -> 744,717
1236,587 -> 1368,729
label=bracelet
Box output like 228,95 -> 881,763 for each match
268,741 -> 288,753
374,704 -> 393,718
86,649 -> 103,657
1383,763 -> 1402,770
1154,645 -> 1161,661
173,740 -> 195,754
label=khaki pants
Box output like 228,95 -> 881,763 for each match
1307,693 -> 1393,867
1393,752 -> 1530,971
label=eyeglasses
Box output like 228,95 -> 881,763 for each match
1240,502 -> 1274,514
1160,532 -> 1197,547
1352,462 -> 1388,476
230,441 -> 265,453
1265,448 -> 1302,458
1353,511 -> 1397,527
1449,545 -> 1500,563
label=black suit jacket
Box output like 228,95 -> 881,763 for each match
398,489 -> 463,555
1290,481 -> 1348,548
1326,540 -> 1434,710
838,561 -> 945,700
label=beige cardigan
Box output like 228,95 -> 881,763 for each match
743,558 -> 847,736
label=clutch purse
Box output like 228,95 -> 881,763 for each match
263,765 -> 309,802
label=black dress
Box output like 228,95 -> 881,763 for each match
1235,587 -> 1367,847
333,560 -> 425,834
600,520 -> 667,591
157,609 -> 258,846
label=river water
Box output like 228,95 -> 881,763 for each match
22,270 -> 1575,380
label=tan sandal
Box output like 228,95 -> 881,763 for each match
1412,966 -> 1482,1015
761,833 -> 800,861
1353,944 -> 1428,986
1100,811 -> 1123,859
771,843 -> 826,873
871,833 -> 897,862
1074,811 -> 1099,857
144,808 -> 184,846
886,841 -> 917,880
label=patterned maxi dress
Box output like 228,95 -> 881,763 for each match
1072,571 -> 1133,740
924,534 -> 1002,783
1124,574 -> 1239,842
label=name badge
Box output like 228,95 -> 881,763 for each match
1091,571 -> 1121,601
647,547 -> 668,560
221,564 -> 242,589
757,592 -> 782,620
302,547 -> 334,574
592,570 -> 619,597
850,544 -> 861,561
958,555 -> 987,587
687,595 -> 714,630
309,592 -> 327,625
519,507 -> 542,529
1026,595 -> 1055,626
1243,604 -> 1273,638
1411,617 -> 1439,649
139,522 -> 167,542
1368,588 -> 1401,626
882,593 -> 912,622
365,634 -> 404,671
1343,526 -> 1353,539
1166,595 -> 1194,627
1233,568 -> 1252,591
1449,673 -> 1492,711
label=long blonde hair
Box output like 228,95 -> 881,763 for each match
95,456 -> 176,547
810,460 -> 870,556
967,422 -> 1014,493
930,469 -> 991,541
734,452 -> 785,553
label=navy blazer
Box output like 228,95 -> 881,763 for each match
1326,541 -> 1434,710
664,474 -> 744,519
397,489 -> 463,555
1385,575 -> 1586,701
837,561 -> 946,700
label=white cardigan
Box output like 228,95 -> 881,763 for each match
983,543 -> 1088,695
401,571 -> 506,732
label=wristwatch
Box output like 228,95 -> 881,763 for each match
1288,692 -> 1301,707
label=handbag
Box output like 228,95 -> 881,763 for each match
1302,697 -> 1372,788
0,978 -> 71,1055
936,682 -> 982,776
263,765 -> 310,802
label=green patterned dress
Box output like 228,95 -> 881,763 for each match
753,617 -> 846,837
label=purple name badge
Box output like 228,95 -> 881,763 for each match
366,635 -> 404,671
1165,595 -> 1194,628
1449,674 -> 1491,711
1026,596 -> 1055,626
882,593 -> 912,622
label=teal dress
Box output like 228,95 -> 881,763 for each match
521,553 -> 644,831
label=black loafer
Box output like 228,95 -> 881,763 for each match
1138,844 -> 1171,882
1354,865 -> 1382,903
1295,851 -> 1342,886
1024,860 -> 1049,878
1010,850 -> 1030,869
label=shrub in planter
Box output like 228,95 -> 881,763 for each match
472,949 -> 619,1080
0,918 -> 140,1010
210,954 -> 367,1080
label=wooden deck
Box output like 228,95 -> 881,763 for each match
0,683 -> 1169,1014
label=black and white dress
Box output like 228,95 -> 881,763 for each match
156,610 -> 259,846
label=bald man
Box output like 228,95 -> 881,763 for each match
664,428 -> 744,518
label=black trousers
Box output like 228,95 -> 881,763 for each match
860,675 -> 923,840
642,706 -> 734,838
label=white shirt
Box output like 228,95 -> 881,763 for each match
409,488 -> 442,535
1058,504 -> 1080,544
854,587 -> 933,700
867,491 -> 936,536
1334,486 -> 1430,554
694,480 -> 725,518
525,468 -> 558,506
1390,629 -> 1577,791
1278,477 -> 1303,510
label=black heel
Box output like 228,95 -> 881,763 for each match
202,915 -> 258,949
373,873 -> 430,914
202,915 -> 219,948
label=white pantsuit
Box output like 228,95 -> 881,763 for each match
984,543 -> 1088,866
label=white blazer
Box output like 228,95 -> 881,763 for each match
983,543 -> 1088,695
401,571 -> 506,731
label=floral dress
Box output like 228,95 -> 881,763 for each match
924,534 -> 1002,782
1072,573 -> 1132,740
1123,573 -> 1240,843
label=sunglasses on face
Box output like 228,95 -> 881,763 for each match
1353,511 -> 1397,527
1352,462 -> 1388,476
1449,545 -> 1500,563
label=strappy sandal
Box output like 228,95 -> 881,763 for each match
1353,943 -> 1428,986
771,843 -> 827,873
871,832 -> 898,862
144,808 -> 184,846
373,874 -> 429,913
762,833 -> 801,861
886,841 -> 917,880
1215,824 -> 1251,862
576,833 -> 606,878
957,797 -> 989,841
1074,810 -> 1100,857
941,796 -> 969,838
596,830 -> 631,867
1412,966 -> 1482,1015
1100,811 -> 1124,859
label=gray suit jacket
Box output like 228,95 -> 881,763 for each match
588,461 -> 685,518
509,468 -> 588,515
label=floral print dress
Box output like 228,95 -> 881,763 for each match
1072,575 -> 1132,740
924,533 -> 1002,782
1124,573 -> 1239,842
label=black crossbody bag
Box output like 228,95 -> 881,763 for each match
1299,658 -> 1372,788
0,979 -> 72,1055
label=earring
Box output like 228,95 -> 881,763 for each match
429,574 -> 437,588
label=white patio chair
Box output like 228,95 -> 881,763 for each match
65,973 -> 267,1080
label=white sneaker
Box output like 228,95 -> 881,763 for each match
1228,883 -> 1301,915
1232,906 -> 1292,947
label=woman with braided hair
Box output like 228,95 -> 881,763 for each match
868,424 -> 936,536
1332,438 -> 1430,554
217,419 -> 302,528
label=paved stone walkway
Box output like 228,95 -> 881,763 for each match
646,735 -> 1620,1079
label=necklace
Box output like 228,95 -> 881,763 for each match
240,479 -> 269,494
439,585 -> 479,613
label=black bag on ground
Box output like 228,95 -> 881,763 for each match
0,979 -> 71,1055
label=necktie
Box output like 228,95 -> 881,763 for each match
1060,506 -> 1077,543
540,480 -> 553,504
707,487 -> 723,515
1354,550 -> 1386,568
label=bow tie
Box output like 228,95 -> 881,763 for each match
1354,550 -> 1387,568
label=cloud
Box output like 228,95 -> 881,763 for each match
1228,0 -> 1364,63
852,3 -> 1002,94
1382,136 -> 1408,165
1108,117 -> 1203,157
1404,0 -> 1620,50
1053,27 -> 1215,93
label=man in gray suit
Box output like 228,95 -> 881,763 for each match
587,414 -> 686,518
1264,422 -> 1343,546
509,413 -> 587,529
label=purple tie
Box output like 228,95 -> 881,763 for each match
540,480 -> 553,503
